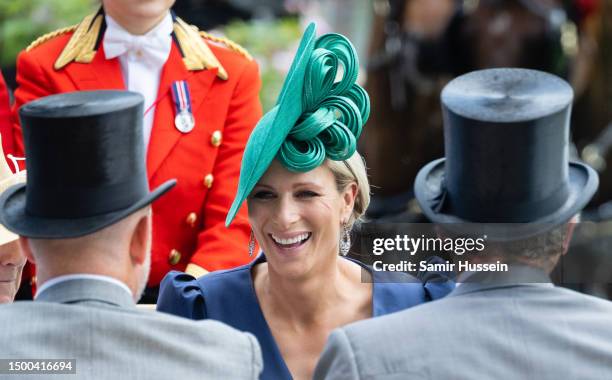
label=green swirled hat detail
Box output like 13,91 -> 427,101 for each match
226,23 -> 370,226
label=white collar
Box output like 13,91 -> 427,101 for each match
36,274 -> 133,300
104,12 -> 173,64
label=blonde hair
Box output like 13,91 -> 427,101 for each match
326,151 -> 370,228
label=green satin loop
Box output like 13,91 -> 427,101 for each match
304,49 -> 338,110
347,84 -> 370,124
320,123 -> 356,160
278,138 -> 326,172
319,95 -> 363,139
278,32 -> 369,173
314,34 -> 359,96
291,108 -> 336,141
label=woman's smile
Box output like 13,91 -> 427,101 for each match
269,232 -> 312,254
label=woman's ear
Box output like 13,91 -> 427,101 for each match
341,182 -> 358,223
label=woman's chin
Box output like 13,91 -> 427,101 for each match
264,237 -> 315,276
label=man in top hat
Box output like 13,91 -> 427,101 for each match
0,91 -> 262,379
0,135 -> 26,304
11,0 -> 262,300
314,68 -> 612,379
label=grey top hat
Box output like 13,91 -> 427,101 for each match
414,68 -> 598,240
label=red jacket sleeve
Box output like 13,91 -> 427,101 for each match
0,71 -> 14,158
11,49 -> 56,162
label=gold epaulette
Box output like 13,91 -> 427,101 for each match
173,17 -> 229,80
52,12 -> 104,70
26,24 -> 78,52
199,31 -> 253,61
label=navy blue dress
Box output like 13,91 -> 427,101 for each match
157,255 -> 454,379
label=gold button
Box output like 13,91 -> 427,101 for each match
31,276 -> 37,286
168,249 -> 182,265
186,212 -> 198,227
204,174 -> 214,189
210,130 -> 222,147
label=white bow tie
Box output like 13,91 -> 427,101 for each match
104,19 -> 172,68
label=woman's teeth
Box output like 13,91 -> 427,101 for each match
271,233 -> 311,246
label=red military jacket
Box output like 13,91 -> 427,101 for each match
12,11 -> 261,286
0,71 -> 13,156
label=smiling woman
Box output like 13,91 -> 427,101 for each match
157,23 -> 455,380
247,156 -> 367,281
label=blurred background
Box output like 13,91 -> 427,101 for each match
1,0 -> 611,297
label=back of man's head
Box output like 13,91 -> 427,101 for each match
480,220 -> 575,273
21,207 -> 152,301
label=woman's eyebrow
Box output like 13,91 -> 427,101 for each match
253,183 -> 274,189
254,181 -> 324,190
293,182 -> 323,189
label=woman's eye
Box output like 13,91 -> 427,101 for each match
252,191 -> 275,200
296,190 -> 319,198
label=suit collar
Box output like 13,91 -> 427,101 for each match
450,264 -> 553,297
35,276 -> 135,308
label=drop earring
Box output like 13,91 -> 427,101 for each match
339,223 -> 351,256
248,229 -> 256,257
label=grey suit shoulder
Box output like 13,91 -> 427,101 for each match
315,284 -> 612,380
0,279 -> 262,380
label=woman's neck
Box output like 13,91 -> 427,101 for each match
256,256 -> 358,326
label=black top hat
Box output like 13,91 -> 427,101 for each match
0,90 -> 175,238
414,68 -> 598,239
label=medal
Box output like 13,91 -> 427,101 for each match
171,80 -> 195,133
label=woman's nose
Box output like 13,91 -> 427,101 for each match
274,196 -> 300,228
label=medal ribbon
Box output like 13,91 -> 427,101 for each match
171,80 -> 193,117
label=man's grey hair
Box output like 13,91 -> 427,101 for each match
485,221 -> 574,270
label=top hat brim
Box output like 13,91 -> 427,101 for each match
414,158 -> 599,240
0,180 -> 176,239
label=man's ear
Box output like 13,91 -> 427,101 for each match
18,236 -> 35,264
129,211 -> 151,265
562,216 -> 578,255
341,182 -> 358,223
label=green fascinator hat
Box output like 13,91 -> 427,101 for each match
226,23 -> 370,226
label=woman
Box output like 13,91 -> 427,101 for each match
157,23 -> 454,380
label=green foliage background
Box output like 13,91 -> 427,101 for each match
0,0 -> 96,67
223,18 -> 301,112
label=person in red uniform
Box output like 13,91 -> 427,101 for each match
11,0 -> 261,301
0,71 -> 14,157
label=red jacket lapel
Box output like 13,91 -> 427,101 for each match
63,45 -> 125,91
147,43 -> 218,178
